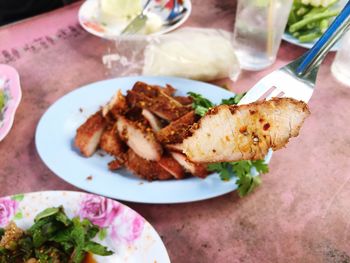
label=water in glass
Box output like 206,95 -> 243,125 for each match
233,0 -> 293,71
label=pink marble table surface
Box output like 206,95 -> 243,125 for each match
1,1 -> 350,262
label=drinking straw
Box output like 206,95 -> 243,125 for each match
266,0 -> 275,56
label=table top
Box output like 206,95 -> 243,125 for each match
1,1 -> 350,262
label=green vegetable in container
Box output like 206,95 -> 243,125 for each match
286,0 -> 340,43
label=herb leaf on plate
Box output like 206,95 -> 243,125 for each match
187,92 -> 215,116
220,92 -> 246,105
0,206 -> 113,262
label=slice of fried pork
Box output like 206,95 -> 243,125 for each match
170,152 -> 208,178
166,143 -> 184,152
157,111 -> 199,144
142,109 -> 163,132
108,157 -> 125,171
100,123 -> 126,157
163,84 -> 176,96
75,111 -> 106,157
158,154 -> 185,179
173,96 -> 193,105
125,150 -> 173,180
127,82 -> 191,121
182,98 -> 310,163
102,89 -> 128,120
116,115 -> 162,161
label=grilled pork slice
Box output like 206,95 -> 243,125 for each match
75,111 -> 106,157
142,109 -> 163,132
100,123 -> 126,157
182,98 -> 310,163
166,144 -> 184,152
116,115 -> 162,161
173,96 -> 193,105
158,155 -> 185,179
127,82 -> 191,121
125,150 -> 173,180
108,158 -> 125,171
132,81 -> 174,97
163,84 -> 176,96
102,89 -> 128,119
157,111 -> 199,144
170,152 -> 208,178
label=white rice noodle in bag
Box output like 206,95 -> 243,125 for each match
142,27 -> 240,81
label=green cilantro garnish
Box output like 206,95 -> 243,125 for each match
187,92 -> 215,116
220,92 -> 246,105
208,160 -> 269,197
188,91 -> 269,197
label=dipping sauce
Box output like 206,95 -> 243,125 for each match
83,252 -> 97,263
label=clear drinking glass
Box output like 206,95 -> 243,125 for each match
331,30 -> 350,86
233,0 -> 293,71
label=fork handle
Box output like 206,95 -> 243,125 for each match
296,1 -> 350,76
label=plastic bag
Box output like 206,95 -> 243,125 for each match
103,27 -> 241,81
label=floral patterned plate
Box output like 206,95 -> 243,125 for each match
78,0 -> 192,39
0,64 -> 21,141
0,191 -> 170,263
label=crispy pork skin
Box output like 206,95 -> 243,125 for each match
75,111 -> 106,157
125,150 -> 173,180
170,152 -> 208,178
116,116 -> 162,161
100,123 -> 126,157
157,111 -> 199,144
182,98 -> 310,163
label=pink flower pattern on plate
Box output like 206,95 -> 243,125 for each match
78,194 -> 121,228
111,212 -> 145,244
0,198 -> 18,227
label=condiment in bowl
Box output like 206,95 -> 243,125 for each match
0,64 -> 21,141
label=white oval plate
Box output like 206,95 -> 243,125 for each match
0,191 -> 170,262
35,76 -> 271,204
282,32 -> 339,51
78,0 -> 192,39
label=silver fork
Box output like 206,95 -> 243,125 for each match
238,1 -> 350,106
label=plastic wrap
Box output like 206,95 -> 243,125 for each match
103,27 -> 241,81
